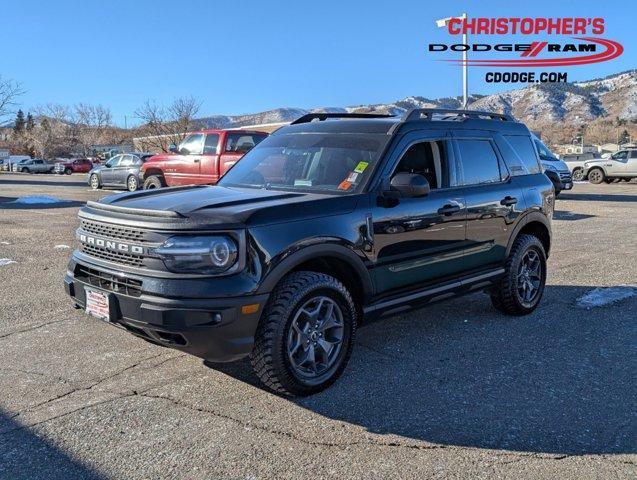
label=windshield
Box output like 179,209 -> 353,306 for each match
533,138 -> 558,161
218,133 -> 390,194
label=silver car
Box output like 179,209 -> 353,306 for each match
13,158 -> 54,174
582,149 -> 637,184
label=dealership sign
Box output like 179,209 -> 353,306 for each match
429,17 -> 624,83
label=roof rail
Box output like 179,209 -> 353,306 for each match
291,112 -> 394,125
402,108 -> 513,122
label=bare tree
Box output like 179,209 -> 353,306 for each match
73,103 -> 113,156
0,76 -> 24,125
26,104 -> 73,158
134,96 -> 201,152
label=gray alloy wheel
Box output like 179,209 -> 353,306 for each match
90,174 -> 100,189
588,168 -> 604,184
571,168 -> 585,181
286,296 -> 345,379
516,249 -> 543,308
127,175 -> 139,192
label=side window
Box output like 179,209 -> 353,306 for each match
120,155 -> 134,167
501,135 -> 541,175
612,151 -> 628,160
392,140 -> 451,189
456,139 -> 502,185
178,134 -> 204,155
225,133 -> 266,153
203,134 -> 220,154
630,150 -> 637,159
106,155 -> 122,167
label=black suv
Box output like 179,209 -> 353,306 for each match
64,109 -> 554,396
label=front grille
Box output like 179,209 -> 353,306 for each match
80,219 -> 146,242
559,171 -> 572,181
75,264 -> 142,296
80,243 -> 144,267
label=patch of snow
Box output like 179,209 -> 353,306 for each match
54,244 -> 70,249
11,195 -> 67,205
0,258 -> 16,266
0,241 -> 10,245
576,285 -> 637,309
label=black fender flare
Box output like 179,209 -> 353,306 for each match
505,211 -> 552,258
256,243 -> 374,301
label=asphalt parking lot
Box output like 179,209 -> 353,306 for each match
0,173 -> 635,479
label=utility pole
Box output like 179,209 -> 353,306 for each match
436,13 -> 468,108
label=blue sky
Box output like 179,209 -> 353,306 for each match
2,0 -> 633,125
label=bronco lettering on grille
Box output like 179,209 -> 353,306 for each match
78,233 -> 145,255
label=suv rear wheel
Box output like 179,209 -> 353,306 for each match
588,168 -> 605,184
143,175 -> 165,189
490,234 -> 547,315
251,271 -> 356,396
64,168 -> 72,175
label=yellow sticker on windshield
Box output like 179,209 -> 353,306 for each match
354,161 -> 369,173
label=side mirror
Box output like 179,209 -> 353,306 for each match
389,173 -> 430,198
169,143 -> 178,153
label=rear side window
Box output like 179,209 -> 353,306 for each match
225,133 -> 267,153
504,135 -> 541,175
456,139 -> 502,185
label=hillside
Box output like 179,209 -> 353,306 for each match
194,70 -> 637,129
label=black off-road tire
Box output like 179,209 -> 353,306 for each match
64,168 -> 72,175
143,175 -> 165,189
490,234 -> 547,316
250,271 -> 357,396
588,168 -> 605,184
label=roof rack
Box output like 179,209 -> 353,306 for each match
402,108 -> 513,122
291,112 -> 394,125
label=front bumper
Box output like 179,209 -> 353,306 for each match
64,258 -> 269,362
545,170 -> 573,192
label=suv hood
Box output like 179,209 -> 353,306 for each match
88,185 -> 359,227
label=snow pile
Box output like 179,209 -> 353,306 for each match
0,258 -> 16,266
11,195 -> 67,204
0,241 -> 10,245
54,244 -> 70,249
576,285 -> 637,309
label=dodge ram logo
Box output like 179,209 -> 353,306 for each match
78,233 -> 145,255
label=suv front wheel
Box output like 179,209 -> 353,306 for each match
251,271 -> 356,396
490,234 -> 547,315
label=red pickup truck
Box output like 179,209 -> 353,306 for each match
140,129 -> 267,188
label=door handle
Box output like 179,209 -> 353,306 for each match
500,196 -> 518,206
194,159 -> 200,163
437,204 -> 461,216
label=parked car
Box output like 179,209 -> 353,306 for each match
140,130 -> 268,189
561,153 -> 596,181
532,136 -> 572,196
581,149 -> 637,184
11,158 -> 33,172
64,109 -> 553,396
54,158 -> 93,175
88,153 -> 154,191
3,155 -> 31,172
14,158 -> 54,174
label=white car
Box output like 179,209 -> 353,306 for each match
582,149 -> 637,184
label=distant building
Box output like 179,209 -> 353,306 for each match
0,149 -> 10,159
554,144 -> 597,156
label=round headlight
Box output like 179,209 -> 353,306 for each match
154,236 -> 238,273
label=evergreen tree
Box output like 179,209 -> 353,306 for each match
13,109 -> 25,135
619,129 -> 630,145
25,112 -> 35,132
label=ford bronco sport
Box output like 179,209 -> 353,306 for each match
64,109 -> 553,396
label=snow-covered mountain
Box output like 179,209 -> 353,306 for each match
195,70 -> 637,128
